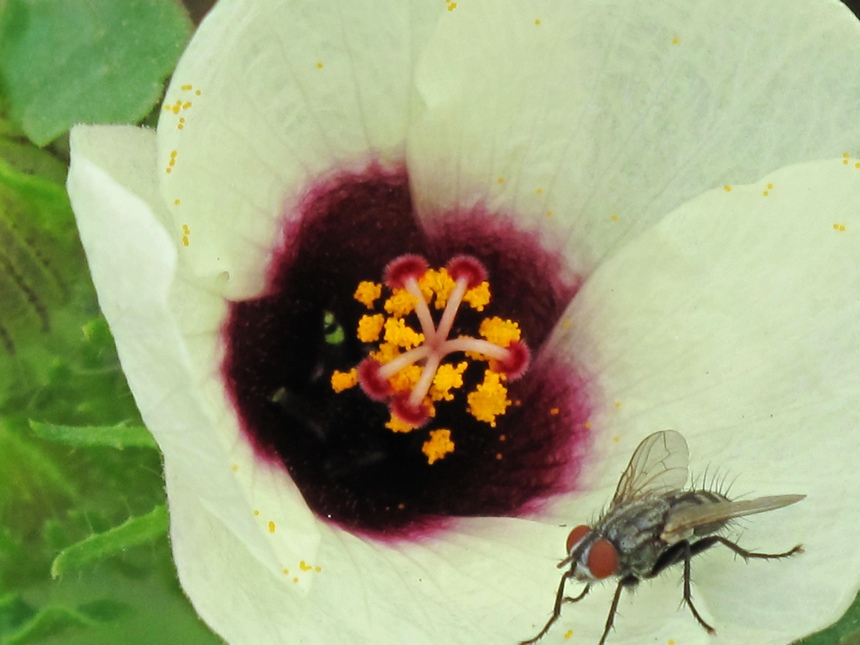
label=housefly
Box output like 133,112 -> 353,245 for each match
521,430 -> 804,645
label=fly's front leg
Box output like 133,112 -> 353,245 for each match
682,541 -> 716,634
519,571 -> 584,645
598,580 -> 628,645
563,584 -> 590,604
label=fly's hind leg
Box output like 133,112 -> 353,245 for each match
711,535 -> 804,560
680,535 -> 804,635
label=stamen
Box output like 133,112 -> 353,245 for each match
338,254 -> 531,463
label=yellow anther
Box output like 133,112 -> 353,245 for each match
384,288 -> 417,316
330,369 -> 358,392
429,362 -> 468,401
463,282 -> 491,311
371,342 -> 401,364
422,429 -> 455,464
357,314 -> 384,342
383,317 -> 424,349
386,414 -> 418,433
354,281 -> 382,308
388,364 -> 422,392
467,371 -> 511,427
479,317 -> 521,347
419,268 -> 455,309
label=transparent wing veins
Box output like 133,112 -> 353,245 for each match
612,430 -> 689,506
660,494 -> 806,543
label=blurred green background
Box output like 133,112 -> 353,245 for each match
0,0 -> 856,643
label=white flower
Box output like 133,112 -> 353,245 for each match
67,1 -> 860,643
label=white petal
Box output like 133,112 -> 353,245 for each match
157,0 -> 443,299
68,125 -> 321,593
546,158 -> 860,643
169,467 -> 574,644
409,0 -> 860,278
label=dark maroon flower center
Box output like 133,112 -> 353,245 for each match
222,166 -> 592,538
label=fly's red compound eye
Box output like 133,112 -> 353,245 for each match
565,524 -> 591,553
587,538 -> 619,579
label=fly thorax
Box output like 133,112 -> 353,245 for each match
602,497 -> 673,577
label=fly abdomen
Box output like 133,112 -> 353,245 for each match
664,490 -> 731,537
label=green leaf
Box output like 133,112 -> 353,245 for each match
51,506 -> 168,579
0,594 -> 131,645
796,589 -> 860,645
29,422 -> 158,451
0,156 -> 77,363
0,0 -> 192,145
1,603 -> 98,645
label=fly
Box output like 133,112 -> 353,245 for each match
521,430 -> 804,645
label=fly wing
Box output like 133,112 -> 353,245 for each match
660,494 -> 806,544
612,430 -> 689,506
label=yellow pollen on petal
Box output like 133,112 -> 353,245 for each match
268,521 -> 276,533
383,317 -> 424,349
467,371 -> 511,427
354,281 -> 382,308
463,281 -> 491,311
422,429 -> 455,464
357,314 -> 385,342
419,268 -> 455,309
330,368 -> 358,392
384,288 -> 418,316
479,317 -> 521,347
564,630 -> 574,639
723,185 -> 732,192
429,361 -> 468,401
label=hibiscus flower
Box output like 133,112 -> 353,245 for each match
67,0 -> 860,643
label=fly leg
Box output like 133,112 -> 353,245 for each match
597,578 -> 624,645
710,535 -> 804,560
679,536 -> 804,635
519,572 -> 588,645
682,541 -> 716,634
